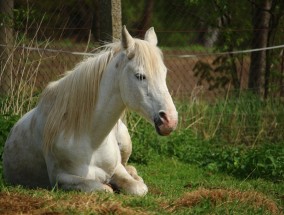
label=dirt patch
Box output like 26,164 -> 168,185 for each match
0,192 -> 48,215
166,188 -> 282,214
0,191 -> 148,215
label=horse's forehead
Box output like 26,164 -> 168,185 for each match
133,61 -> 166,72
134,46 -> 165,74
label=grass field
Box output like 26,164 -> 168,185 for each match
0,93 -> 284,214
0,158 -> 283,214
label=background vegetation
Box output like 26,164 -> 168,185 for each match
0,0 -> 284,214
1,92 -> 283,213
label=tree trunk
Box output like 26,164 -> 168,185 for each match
135,0 -> 154,38
99,0 -> 122,43
248,0 -> 272,96
0,0 -> 14,94
280,49 -> 284,97
92,0 -> 100,42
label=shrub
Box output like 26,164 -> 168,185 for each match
128,93 -> 284,181
0,114 -> 19,177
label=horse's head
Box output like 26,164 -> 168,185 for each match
118,26 -> 178,136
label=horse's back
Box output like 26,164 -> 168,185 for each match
3,108 -> 50,188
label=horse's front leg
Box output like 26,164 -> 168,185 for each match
116,120 -> 144,183
125,165 -> 144,182
110,163 -> 148,196
56,173 -> 113,193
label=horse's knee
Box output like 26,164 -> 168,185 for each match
120,144 -> 132,166
125,165 -> 144,182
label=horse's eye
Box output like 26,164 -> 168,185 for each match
135,73 -> 146,81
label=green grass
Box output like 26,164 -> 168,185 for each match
0,94 -> 284,214
127,94 -> 284,182
1,158 -> 283,214
135,159 -> 283,214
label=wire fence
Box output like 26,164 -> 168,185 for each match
0,0 -> 284,146
0,0 -> 284,101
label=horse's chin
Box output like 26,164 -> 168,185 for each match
154,123 -> 173,136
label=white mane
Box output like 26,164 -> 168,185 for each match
40,39 -> 164,151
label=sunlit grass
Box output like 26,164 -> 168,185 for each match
1,158 -> 283,214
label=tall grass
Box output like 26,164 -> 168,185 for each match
176,91 -> 284,145
0,16 -> 51,116
127,91 -> 284,181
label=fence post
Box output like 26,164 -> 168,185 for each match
99,0 -> 122,43
0,0 -> 14,94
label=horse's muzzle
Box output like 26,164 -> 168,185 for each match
154,111 -> 178,136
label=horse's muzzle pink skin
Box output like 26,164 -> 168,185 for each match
154,111 -> 178,136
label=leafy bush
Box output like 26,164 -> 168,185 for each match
128,93 -> 284,182
0,115 -> 19,152
0,114 -> 19,177
188,142 -> 284,181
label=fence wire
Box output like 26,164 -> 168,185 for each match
0,0 -> 284,100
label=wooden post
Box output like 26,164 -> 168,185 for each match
99,0 -> 122,43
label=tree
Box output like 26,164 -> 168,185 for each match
280,50 -> 284,97
190,0 -> 284,98
133,0 -> 154,38
248,0 -> 272,96
192,0 -> 252,91
263,1 -> 284,98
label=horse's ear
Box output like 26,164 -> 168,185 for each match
144,27 -> 158,46
121,25 -> 135,59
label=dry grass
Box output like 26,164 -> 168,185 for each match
1,188 -> 281,214
166,188 -> 283,214
0,192 -> 48,215
0,16 -> 52,116
0,191 -> 149,215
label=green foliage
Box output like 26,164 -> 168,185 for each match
193,54 -> 244,90
0,114 -> 19,154
191,143 -> 284,181
2,158 -> 282,214
0,114 -> 19,177
0,93 -> 283,184
186,92 -> 284,144
0,93 -> 283,213
129,117 -> 284,181
128,94 -> 284,182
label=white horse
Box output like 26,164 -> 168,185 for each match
3,26 -> 178,196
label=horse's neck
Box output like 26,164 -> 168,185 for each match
89,64 -> 125,145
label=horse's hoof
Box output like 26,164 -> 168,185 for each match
125,181 -> 148,196
103,184 -> 114,193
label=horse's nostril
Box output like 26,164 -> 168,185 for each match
159,111 -> 167,121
